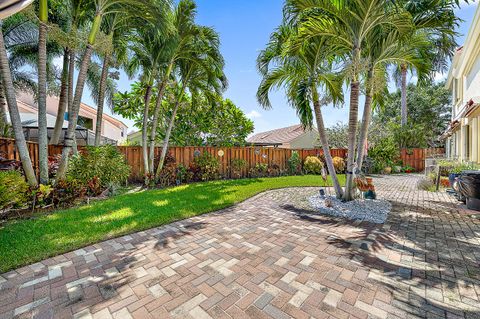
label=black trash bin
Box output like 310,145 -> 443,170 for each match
457,170 -> 480,211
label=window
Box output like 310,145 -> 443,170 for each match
454,79 -> 459,103
77,116 -> 93,130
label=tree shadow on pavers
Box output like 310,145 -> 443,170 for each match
153,221 -> 208,249
279,204 -> 346,227
322,199 -> 480,318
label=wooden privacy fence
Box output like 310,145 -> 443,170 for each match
0,137 -> 444,181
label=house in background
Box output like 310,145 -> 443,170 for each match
246,124 -> 319,149
7,92 -> 128,145
444,5 -> 480,163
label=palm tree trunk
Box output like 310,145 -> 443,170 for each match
343,81 -> 360,201
56,45 -> 94,180
142,84 -> 152,183
37,17 -> 49,184
312,89 -> 343,198
67,49 -> 78,155
0,26 -> 37,187
50,49 -> 69,145
355,69 -> 373,171
94,56 -> 110,146
148,78 -> 170,174
155,94 -> 181,178
400,63 -> 407,126
0,80 -> 8,132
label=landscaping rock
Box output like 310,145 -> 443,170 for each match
308,195 -> 391,223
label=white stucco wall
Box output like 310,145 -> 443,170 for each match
466,53 -> 480,101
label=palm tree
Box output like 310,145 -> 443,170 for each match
356,32 -> 431,171
37,0 -> 49,184
291,0 -> 411,201
125,28 -> 166,183
155,25 -> 227,178
396,0 -> 460,126
257,24 -> 345,198
148,0 -> 196,175
0,21 -> 37,186
56,0 -> 157,180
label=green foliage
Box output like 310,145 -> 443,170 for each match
193,152 -> 220,181
303,156 -> 323,174
288,151 -> 302,175
250,163 -> 269,177
0,171 -> 29,210
67,145 -> 130,188
437,160 -> 480,174
230,158 -> 247,178
373,82 -> 451,147
368,137 -> 399,173
332,156 -> 346,174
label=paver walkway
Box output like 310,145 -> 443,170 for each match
1,175 -> 479,319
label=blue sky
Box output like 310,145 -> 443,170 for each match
85,1 -> 479,134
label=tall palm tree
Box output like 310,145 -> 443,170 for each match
257,24 -> 345,198
291,0 -> 411,201
396,0 -> 460,126
37,0 -> 49,184
56,0 -> 157,180
0,21 -> 37,186
155,25 -> 227,178
125,27 -> 166,182
148,0 -> 196,175
356,32 -> 431,170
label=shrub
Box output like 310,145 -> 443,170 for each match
156,153 -> 177,187
67,145 -> 130,188
303,156 -> 323,174
288,151 -> 302,175
230,158 -> 247,178
250,163 -> 268,177
368,137 -> 399,173
0,171 -> 29,210
193,152 -> 220,181
332,156 -> 345,173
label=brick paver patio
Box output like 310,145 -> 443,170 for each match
1,175 -> 479,319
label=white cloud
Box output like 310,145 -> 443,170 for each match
246,110 -> 262,119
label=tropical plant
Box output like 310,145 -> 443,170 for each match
67,145 -> 130,188
154,23 -> 227,179
56,0 -> 156,180
368,137 -> 399,173
0,21 -> 37,186
192,152 -> 220,181
332,156 -> 345,174
0,171 -> 29,211
287,151 -> 302,175
288,0 -> 415,200
395,0 -> 460,127
303,156 -> 323,174
257,22 -> 344,197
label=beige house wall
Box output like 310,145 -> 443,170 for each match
289,130 -> 320,149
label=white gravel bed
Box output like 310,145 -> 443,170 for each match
308,194 -> 391,224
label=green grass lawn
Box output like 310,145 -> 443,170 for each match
0,175 -> 345,273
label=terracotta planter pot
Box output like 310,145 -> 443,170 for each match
384,167 -> 392,174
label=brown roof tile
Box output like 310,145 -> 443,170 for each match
247,124 -> 308,144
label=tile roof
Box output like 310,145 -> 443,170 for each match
247,124 -> 308,144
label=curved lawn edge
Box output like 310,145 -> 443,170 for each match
0,175 -> 345,273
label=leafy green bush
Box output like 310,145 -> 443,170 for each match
250,163 -> 269,177
368,137 -> 399,173
230,158 -> 247,178
193,152 -> 220,181
332,156 -> 345,173
288,151 -> 302,175
0,171 -> 29,210
303,156 -> 323,174
67,145 -> 130,188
